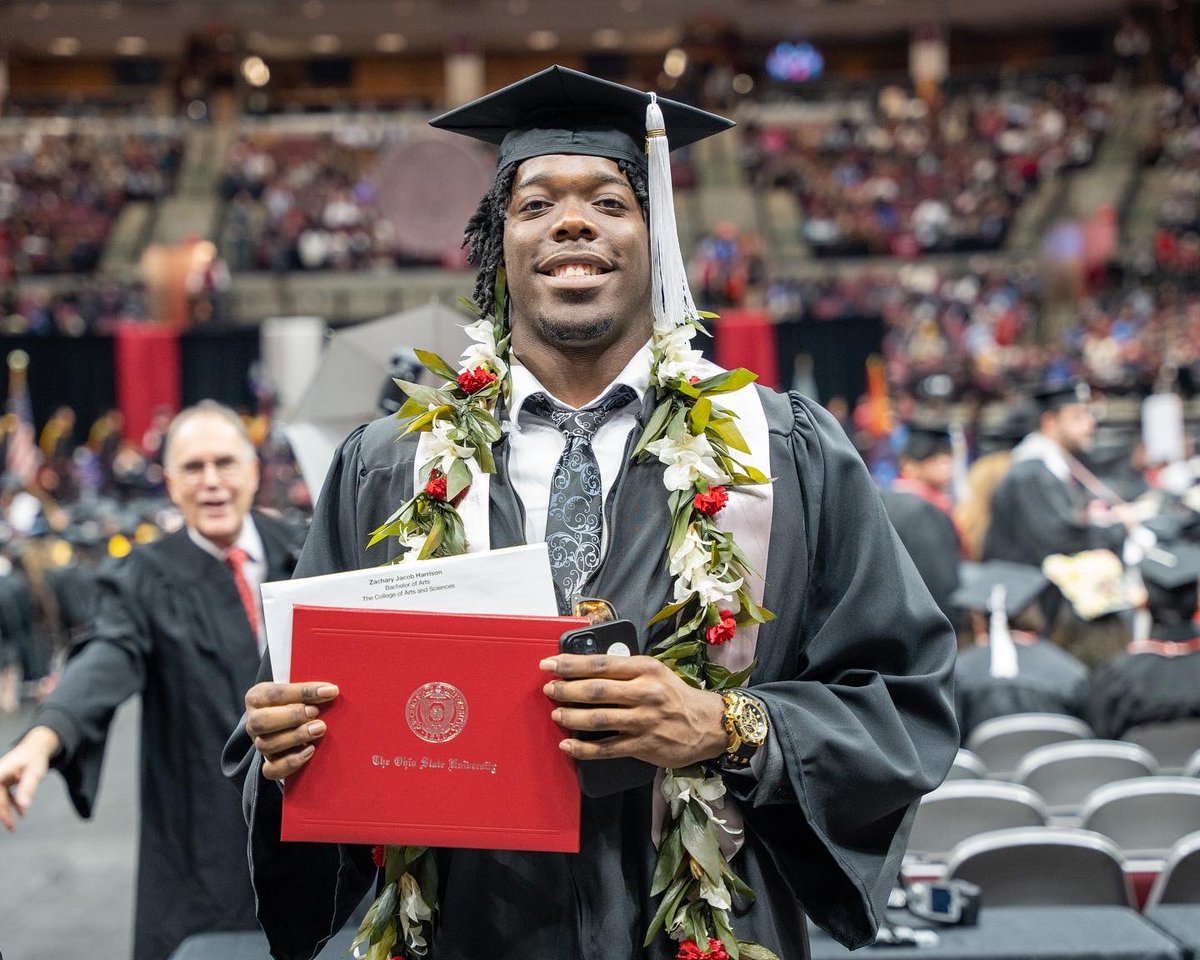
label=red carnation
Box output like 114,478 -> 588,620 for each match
693,485 -> 729,518
425,471 -> 448,501
371,845 -> 385,869
706,609 -> 737,646
457,366 -> 498,394
688,375 -> 702,385
676,940 -> 730,960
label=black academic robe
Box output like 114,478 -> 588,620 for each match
983,458 -> 1126,566
31,512 -> 302,960
0,570 -> 40,677
954,640 -> 1091,742
879,489 -> 961,624
1088,628 -> 1200,739
225,390 -> 958,960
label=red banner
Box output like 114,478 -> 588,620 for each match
114,323 -> 181,443
714,309 -> 778,389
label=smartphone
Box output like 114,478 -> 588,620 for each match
557,619 -> 655,797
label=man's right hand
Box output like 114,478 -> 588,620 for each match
0,726 -> 61,831
244,682 -> 339,781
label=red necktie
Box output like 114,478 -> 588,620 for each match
225,547 -> 260,636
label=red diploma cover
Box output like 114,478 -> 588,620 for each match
281,605 -> 587,852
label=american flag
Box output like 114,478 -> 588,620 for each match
5,350 -> 41,486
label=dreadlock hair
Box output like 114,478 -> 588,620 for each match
462,158 -> 651,323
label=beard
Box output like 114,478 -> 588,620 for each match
533,309 -> 615,346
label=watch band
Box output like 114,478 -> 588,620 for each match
719,690 -> 768,769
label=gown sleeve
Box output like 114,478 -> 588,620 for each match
223,425 -> 378,960
724,395 -> 959,948
31,557 -> 151,818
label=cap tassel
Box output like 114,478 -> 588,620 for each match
988,584 -> 1019,679
645,93 -> 699,335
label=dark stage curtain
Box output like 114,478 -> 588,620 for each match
774,313 -> 884,406
0,335 -> 117,436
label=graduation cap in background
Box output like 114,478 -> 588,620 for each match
1143,508 -> 1200,545
952,561 -> 1049,680
1033,378 -> 1092,413
901,424 -> 953,463
431,65 -> 735,333
951,561 -> 1049,618
1140,541 -> 1200,591
1140,541 -> 1200,624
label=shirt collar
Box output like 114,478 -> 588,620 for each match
186,512 -> 264,565
506,340 -> 652,434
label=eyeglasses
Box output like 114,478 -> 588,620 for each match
173,455 -> 249,485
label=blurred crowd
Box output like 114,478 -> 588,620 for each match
1145,55 -> 1200,272
746,80 -> 1112,257
1,279 -> 150,335
218,131 -> 423,273
0,127 -> 183,279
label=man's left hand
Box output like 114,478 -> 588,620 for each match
541,654 -> 727,769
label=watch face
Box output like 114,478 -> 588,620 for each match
735,699 -> 768,744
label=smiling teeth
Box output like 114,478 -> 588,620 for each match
550,263 -> 601,278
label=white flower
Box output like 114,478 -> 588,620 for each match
397,531 -> 431,561
425,420 -> 473,475
460,318 -> 508,380
675,570 -> 743,612
645,431 -> 730,492
668,524 -> 710,585
398,873 -> 433,954
653,324 -> 707,386
700,874 -> 733,911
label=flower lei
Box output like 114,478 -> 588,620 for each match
352,273 -> 780,960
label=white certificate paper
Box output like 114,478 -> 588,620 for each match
263,543 -> 559,682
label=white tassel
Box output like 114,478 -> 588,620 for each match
645,94 -> 699,335
988,584 -> 1019,679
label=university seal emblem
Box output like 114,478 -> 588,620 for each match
405,681 -> 469,743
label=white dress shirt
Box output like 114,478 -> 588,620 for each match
505,343 -> 651,549
187,514 -> 267,654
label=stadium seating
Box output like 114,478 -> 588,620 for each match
1080,777 -> 1200,859
945,827 -> 1134,906
1014,741 -> 1158,815
946,749 -> 988,781
1124,720 -> 1200,775
906,781 -> 1048,861
1187,750 -> 1200,779
964,713 -> 1094,779
1144,831 -> 1200,906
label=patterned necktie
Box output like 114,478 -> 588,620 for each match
523,385 -> 639,612
225,547 -> 260,638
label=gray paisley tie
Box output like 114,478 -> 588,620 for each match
524,385 -> 639,612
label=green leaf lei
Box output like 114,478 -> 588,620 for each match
355,272 -> 780,960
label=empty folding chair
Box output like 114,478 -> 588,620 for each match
964,713 -> 1093,778
1145,831 -> 1200,906
946,749 -> 988,782
1015,741 -> 1157,816
945,827 -> 1133,906
1123,720 -> 1200,775
907,781 -> 1047,861
1081,777 -> 1200,860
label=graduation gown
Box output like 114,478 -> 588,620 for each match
982,458 -> 1125,566
225,390 -> 958,960
954,640 -> 1090,742
879,488 -> 961,623
30,512 -> 302,960
1088,628 -> 1200,740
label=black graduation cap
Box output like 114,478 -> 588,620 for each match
429,64 -> 734,174
1143,509 -> 1200,544
1033,378 -> 1092,413
1140,542 -> 1200,590
950,561 -> 1049,617
902,424 -> 952,462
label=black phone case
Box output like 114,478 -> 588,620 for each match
558,620 -> 656,797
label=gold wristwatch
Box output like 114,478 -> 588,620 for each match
719,690 -> 769,769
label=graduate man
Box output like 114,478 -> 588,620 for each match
880,425 -> 963,623
0,401 -> 302,960
228,66 -> 958,960
983,380 -> 1134,567
1090,541 -> 1200,740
